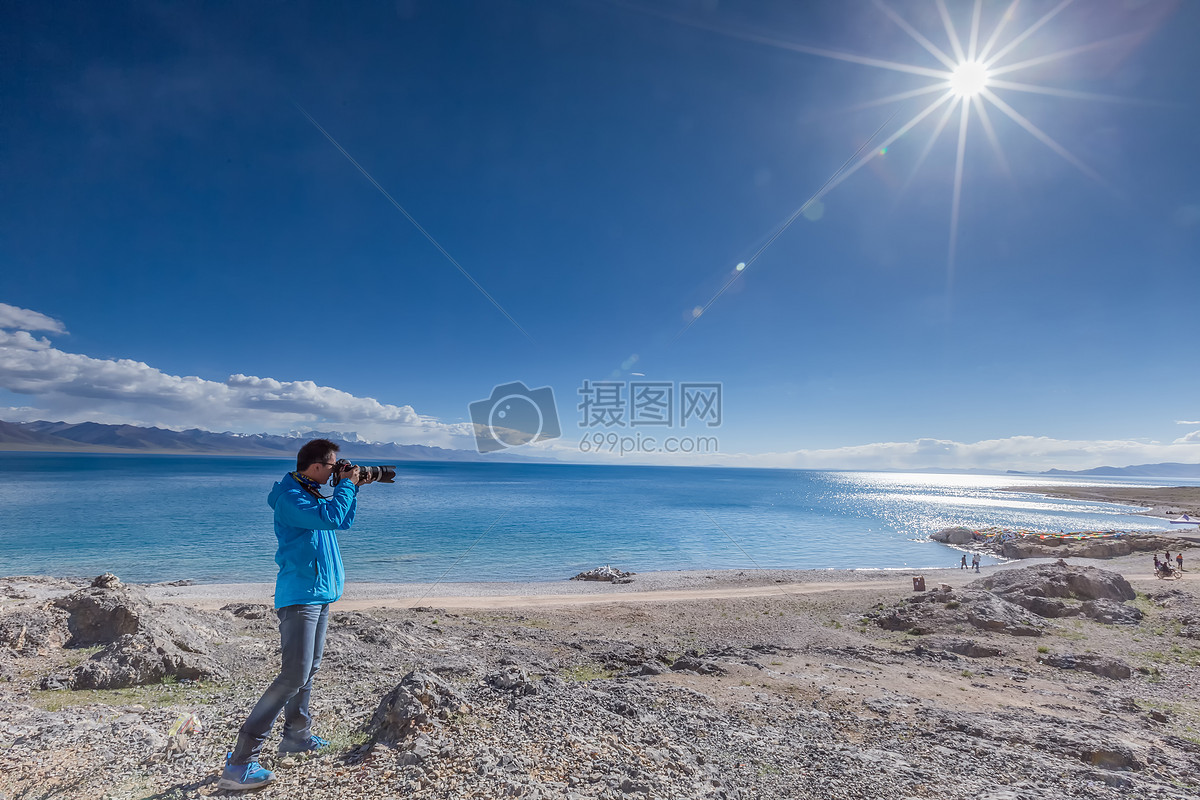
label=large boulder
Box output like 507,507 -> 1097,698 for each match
69,632 -> 226,689
867,589 -> 1045,637
1081,598 -> 1144,625
45,575 -> 229,689
571,565 -> 634,583
930,527 -> 976,545
53,584 -> 147,646
971,561 -> 1135,603
367,671 -> 469,747
958,590 -> 1045,637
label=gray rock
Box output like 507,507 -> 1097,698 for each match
48,582 -> 230,688
670,656 -> 725,675
959,591 -> 1045,637
488,667 -> 537,695
90,573 -> 122,589
54,585 -> 146,646
930,526 -> 976,544
1039,653 -> 1133,680
69,632 -> 226,689
929,638 -> 1004,658
220,603 -> 272,620
1080,598 -> 1143,625
971,561 -> 1136,603
368,671 -> 468,746
571,565 -> 635,583
0,606 -> 69,655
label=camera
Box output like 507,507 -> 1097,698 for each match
329,459 -> 396,486
468,381 -> 561,453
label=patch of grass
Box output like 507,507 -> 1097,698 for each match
825,620 -> 843,629
324,722 -> 369,752
755,761 -> 782,777
945,601 -> 961,610
1053,629 -> 1087,641
31,680 -> 219,712
559,664 -> 617,682
768,661 -> 784,667
1141,647 -> 1200,666
1130,593 -> 1158,615
960,669 -> 973,678
1036,645 -> 1049,654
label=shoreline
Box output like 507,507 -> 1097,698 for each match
1002,483 -> 1200,520
120,549 -> 1200,609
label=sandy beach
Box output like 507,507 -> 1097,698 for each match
145,552 -> 1200,611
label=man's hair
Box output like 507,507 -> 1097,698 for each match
297,438 -> 340,471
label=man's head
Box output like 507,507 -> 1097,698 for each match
297,438 -> 340,484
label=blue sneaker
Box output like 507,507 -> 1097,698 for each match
278,734 -> 330,755
217,752 -> 275,791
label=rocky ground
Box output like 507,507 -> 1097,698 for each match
1,559 -> 1199,800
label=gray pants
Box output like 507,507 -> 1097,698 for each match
231,603 -> 329,764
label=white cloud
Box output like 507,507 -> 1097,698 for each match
0,307 -> 474,446
0,304 -> 66,334
1176,420 -> 1200,426
719,434 -> 1200,472
525,431 -> 1200,472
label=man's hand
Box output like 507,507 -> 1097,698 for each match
358,470 -> 376,486
341,465 -> 361,486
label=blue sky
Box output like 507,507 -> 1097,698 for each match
2,0 -> 1198,470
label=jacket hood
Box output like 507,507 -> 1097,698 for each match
267,473 -> 298,510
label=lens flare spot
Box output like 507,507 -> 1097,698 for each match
735,262 -> 746,271
692,306 -> 703,318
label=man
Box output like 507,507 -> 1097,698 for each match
218,438 -> 374,791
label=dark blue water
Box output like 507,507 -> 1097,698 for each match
0,453 -> 1179,583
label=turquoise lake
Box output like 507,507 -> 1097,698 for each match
0,453 -> 1183,583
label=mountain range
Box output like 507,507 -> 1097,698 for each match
1008,462 -> 1200,479
0,419 -> 519,462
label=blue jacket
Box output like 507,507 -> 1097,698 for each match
267,472 -> 359,608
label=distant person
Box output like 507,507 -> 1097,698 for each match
1165,551 -> 1172,565
1178,552 -> 1185,572
1154,555 -> 1162,574
218,439 -> 376,791
971,553 -> 981,573
960,554 -> 968,570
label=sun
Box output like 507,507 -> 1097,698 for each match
654,0 -> 1139,336
949,60 -> 989,98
